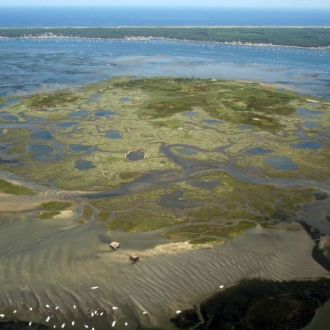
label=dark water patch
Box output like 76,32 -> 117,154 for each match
237,124 -> 253,130
265,156 -> 298,170
175,148 -> 197,156
126,150 -> 145,161
0,320 -> 48,329
0,98 -> 20,108
296,107 -> 322,119
246,147 -> 272,155
32,154 -> 58,161
189,180 -> 221,188
0,159 -> 20,164
314,192 -> 329,201
68,110 -> 90,118
0,128 -> 4,135
69,144 -> 93,152
159,190 -> 202,208
326,215 -> 330,223
120,97 -> 131,102
291,141 -> 323,149
183,111 -> 198,117
303,121 -> 321,129
31,144 -> 53,153
1,114 -> 19,121
202,119 -> 222,125
105,130 -> 121,139
95,110 -> 117,117
171,278 -> 330,330
0,111 -> 9,115
75,160 -> 96,170
55,121 -> 78,128
30,130 -> 52,140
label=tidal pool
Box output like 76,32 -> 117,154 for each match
183,111 -> 198,117
291,141 -> 323,149
247,147 -> 272,155
296,107 -> 322,120
69,144 -> 93,152
75,160 -> 96,170
1,114 -> 19,121
202,119 -> 222,125
237,125 -> 253,130
159,190 -> 202,208
30,130 -> 52,140
120,97 -> 131,102
94,110 -> 117,117
31,144 -> 53,153
303,121 -> 321,129
189,180 -> 221,188
105,130 -> 121,139
55,122 -> 78,128
265,156 -> 298,170
126,150 -> 145,161
0,99 -> 20,108
68,110 -> 90,118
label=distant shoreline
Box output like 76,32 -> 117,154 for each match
0,27 -> 330,47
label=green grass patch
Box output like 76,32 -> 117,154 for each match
40,201 -> 72,211
0,179 -> 36,195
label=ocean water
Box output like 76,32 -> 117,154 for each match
0,38 -> 329,99
0,7 -> 329,27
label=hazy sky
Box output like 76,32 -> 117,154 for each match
1,0 -> 329,8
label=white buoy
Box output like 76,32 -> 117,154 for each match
84,325 -> 89,328
30,308 -> 33,311
46,304 -> 50,308
95,310 -> 98,315
112,306 -> 118,310
91,312 -> 94,317
100,312 -> 104,316
176,310 -> 182,314
125,322 -> 128,326
13,310 -> 17,313
142,311 -> 147,314
29,321 -> 32,326
46,316 -> 51,322
61,323 -> 65,328
219,285 -> 225,289
0,314 -> 4,318
91,286 -> 99,290
112,321 -> 116,327
72,321 -> 75,326
73,305 -> 76,309
55,306 -> 59,310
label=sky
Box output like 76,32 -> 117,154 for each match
1,0 -> 329,8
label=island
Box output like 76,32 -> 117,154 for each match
1,77 -> 330,329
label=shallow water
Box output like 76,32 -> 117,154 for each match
265,156 -> 298,170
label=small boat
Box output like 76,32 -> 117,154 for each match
109,241 -> 120,250
129,255 -> 139,262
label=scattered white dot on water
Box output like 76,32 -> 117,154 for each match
84,325 -> 89,328
72,321 -> 75,326
13,310 -> 17,313
46,316 -> 51,322
143,311 -> 147,314
219,285 -> 225,289
29,321 -> 32,326
100,312 -> 104,316
61,323 -> 65,328
73,305 -> 76,309
112,321 -> 116,327
112,306 -> 118,310
91,312 -> 94,317
176,310 -> 181,314
30,308 -> 33,311
46,304 -> 50,308
125,322 -> 128,326
0,314 -> 4,318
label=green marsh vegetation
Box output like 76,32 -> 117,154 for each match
0,179 -> 36,195
37,201 -> 72,219
1,27 -> 330,47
